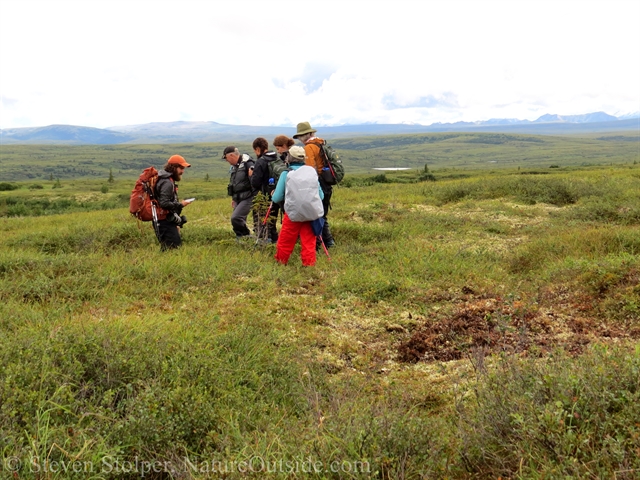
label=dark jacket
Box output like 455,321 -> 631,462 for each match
156,170 -> 183,214
228,154 -> 256,202
250,151 -> 279,195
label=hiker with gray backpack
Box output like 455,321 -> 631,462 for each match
271,146 -> 324,267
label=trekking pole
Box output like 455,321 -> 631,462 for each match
318,236 -> 331,260
254,202 -> 273,246
151,202 -> 161,244
262,202 -> 273,225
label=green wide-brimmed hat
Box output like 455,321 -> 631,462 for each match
293,121 -> 317,139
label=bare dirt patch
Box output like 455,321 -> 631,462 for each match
398,289 -> 639,363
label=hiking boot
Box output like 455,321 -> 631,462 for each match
316,239 -> 335,251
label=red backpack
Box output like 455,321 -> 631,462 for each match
129,167 -> 168,221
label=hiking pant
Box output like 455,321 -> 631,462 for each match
231,196 -> 255,237
274,214 -> 316,266
318,183 -> 334,248
157,219 -> 181,250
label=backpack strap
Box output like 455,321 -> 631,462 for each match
317,142 -> 329,168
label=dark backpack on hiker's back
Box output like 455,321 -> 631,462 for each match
130,167 -> 167,222
268,157 -> 289,186
284,165 -> 324,222
318,142 -> 344,185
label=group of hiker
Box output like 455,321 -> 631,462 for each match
149,122 -> 337,267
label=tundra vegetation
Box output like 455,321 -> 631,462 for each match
0,132 -> 639,479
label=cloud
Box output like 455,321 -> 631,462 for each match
1,96 -> 18,108
1,0 -> 639,129
381,93 -> 459,110
273,62 -> 338,94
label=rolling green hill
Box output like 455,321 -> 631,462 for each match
1,131 -> 638,182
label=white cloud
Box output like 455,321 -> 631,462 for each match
1,0 -> 639,129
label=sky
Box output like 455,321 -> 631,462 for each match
1,0 -> 639,130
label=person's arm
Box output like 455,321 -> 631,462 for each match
271,171 -> 288,203
250,159 -> 266,190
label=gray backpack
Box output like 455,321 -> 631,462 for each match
284,165 -> 324,222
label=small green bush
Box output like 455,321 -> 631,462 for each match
0,182 -> 19,191
419,171 -> 436,181
435,183 -> 478,204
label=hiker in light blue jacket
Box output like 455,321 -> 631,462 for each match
272,146 -> 324,266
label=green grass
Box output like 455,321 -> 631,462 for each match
1,148 -> 639,478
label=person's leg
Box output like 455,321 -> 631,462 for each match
274,214 -> 300,265
268,203 -> 280,243
318,185 -> 335,248
321,222 -> 334,247
157,219 -> 182,250
299,222 -> 317,266
231,197 -> 252,237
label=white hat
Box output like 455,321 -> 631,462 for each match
288,145 -> 306,161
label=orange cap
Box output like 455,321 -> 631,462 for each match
168,155 -> 191,168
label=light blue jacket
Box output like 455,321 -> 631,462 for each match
271,162 -> 324,204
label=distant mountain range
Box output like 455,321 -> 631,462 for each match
1,112 -> 638,145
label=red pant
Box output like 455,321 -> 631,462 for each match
274,214 -> 317,266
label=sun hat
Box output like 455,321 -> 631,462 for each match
288,145 -> 306,161
292,122 -> 317,139
168,155 -> 191,168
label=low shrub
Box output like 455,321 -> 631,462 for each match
0,182 -> 19,191
0,318 -> 306,477
427,176 -> 599,206
457,346 -> 640,479
0,196 -> 128,217
561,198 -> 640,225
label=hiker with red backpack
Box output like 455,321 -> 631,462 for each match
155,155 -> 193,250
271,146 -> 324,267
293,122 -> 336,250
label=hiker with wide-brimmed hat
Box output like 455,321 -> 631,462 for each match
293,122 -> 336,249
